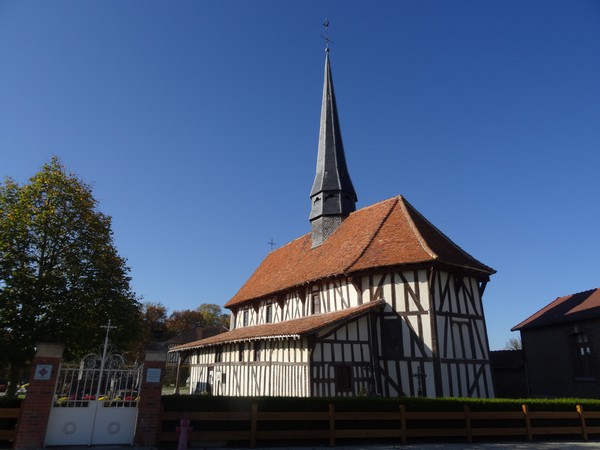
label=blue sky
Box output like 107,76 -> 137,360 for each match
1,1 -> 599,350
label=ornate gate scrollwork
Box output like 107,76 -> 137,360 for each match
45,320 -> 143,446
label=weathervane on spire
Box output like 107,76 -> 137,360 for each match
322,18 -> 334,52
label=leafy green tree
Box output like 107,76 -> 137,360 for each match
0,157 -> 142,396
197,303 -> 229,328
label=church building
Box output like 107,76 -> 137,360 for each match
171,46 -> 496,398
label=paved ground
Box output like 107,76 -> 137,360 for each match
39,443 -> 600,450
182,444 -> 600,450
249,444 -> 600,449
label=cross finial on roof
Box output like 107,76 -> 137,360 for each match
267,238 -> 277,252
322,18 -> 333,52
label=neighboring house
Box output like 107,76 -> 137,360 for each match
171,49 -> 496,398
512,288 -> 600,398
489,350 -> 527,398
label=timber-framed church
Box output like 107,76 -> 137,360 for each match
171,47 -> 496,398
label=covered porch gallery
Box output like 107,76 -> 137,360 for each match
170,301 -> 384,396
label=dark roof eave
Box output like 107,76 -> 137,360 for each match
512,314 -> 599,332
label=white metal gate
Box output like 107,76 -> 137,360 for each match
45,326 -> 143,446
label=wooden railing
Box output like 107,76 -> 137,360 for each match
159,403 -> 600,447
0,408 -> 20,445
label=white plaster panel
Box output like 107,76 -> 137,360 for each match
333,343 -> 342,362
394,278 -> 406,312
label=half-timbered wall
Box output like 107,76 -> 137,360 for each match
312,315 -> 377,396
189,338 -> 310,396
431,270 -> 494,398
352,268 -> 493,398
231,277 -> 363,329
195,267 -> 493,399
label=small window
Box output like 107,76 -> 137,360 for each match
253,341 -> 262,361
221,373 -> 227,384
238,343 -> 244,362
266,304 -> 273,323
335,365 -> 352,392
243,310 -> 249,327
215,346 -> 222,363
573,333 -> 594,379
312,293 -> 321,315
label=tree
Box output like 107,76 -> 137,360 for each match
164,304 -> 229,338
0,157 -> 142,396
505,338 -> 522,350
197,303 -> 229,328
141,302 -> 168,341
164,309 -> 204,338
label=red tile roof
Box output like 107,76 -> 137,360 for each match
170,300 -> 385,351
512,288 -> 600,331
226,196 -> 494,308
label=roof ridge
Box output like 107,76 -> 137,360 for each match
344,196 -> 399,272
558,287 -> 598,299
396,196 -> 438,260
399,196 -> 495,273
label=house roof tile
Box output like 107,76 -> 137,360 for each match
226,196 -> 494,308
512,288 -> 600,331
170,300 -> 385,351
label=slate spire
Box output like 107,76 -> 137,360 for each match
309,48 -> 357,247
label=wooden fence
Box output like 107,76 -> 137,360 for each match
0,408 -> 20,446
159,404 -> 600,448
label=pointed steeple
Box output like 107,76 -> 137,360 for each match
309,48 -> 357,247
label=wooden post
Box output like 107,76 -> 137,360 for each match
464,404 -> 472,443
328,403 -> 335,447
250,403 -> 258,448
577,404 -> 588,441
522,404 -> 532,442
174,353 -> 182,395
400,404 -> 407,445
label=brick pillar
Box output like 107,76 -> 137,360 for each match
134,345 -> 167,448
14,343 -> 64,450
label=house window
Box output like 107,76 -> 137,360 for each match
312,292 -> 321,315
573,333 -> 594,379
238,343 -> 244,362
243,310 -> 249,327
215,345 -> 222,363
254,341 -> 262,361
335,365 -> 352,392
266,304 -> 273,323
